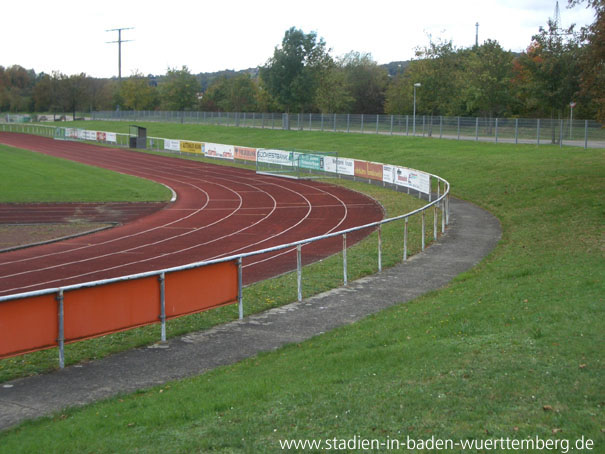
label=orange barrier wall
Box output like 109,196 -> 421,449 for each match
0,260 -> 238,359
165,262 -> 238,318
0,294 -> 58,357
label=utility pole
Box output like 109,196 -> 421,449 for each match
106,27 -> 133,81
475,22 -> 479,47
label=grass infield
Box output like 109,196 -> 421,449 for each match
0,122 -> 602,453
0,143 -> 171,203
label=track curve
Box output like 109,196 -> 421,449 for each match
0,133 -> 383,296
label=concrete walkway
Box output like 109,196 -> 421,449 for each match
0,197 -> 501,431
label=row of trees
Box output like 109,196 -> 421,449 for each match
1,0 -> 602,122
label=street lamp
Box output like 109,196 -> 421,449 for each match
570,101 -> 576,139
413,83 -> 421,136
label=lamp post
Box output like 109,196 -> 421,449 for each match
413,83 -> 421,136
570,101 -> 576,139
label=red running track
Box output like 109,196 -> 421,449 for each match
0,133 -> 384,297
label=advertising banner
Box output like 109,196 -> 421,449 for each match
298,153 -> 324,171
234,146 -> 257,162
324,157 -> 354,176
354,160 -> 369,178
205,143 -> 234,160
96,131 -> 107,142
408,170 -> 431,194
394,167 -> 431,194
85,130 -> 97,141
106,132 -> 117,143
77,129 -> 86,140
382,165 -> 396,184
257,149 -> 297,167
180,141 -> 203,154
367,162 -> 384,182
164,139 -> 181,152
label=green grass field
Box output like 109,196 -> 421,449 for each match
0,143 -> 171,203
0,123 -> 603,453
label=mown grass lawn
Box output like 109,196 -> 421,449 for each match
0,123 -> 602,453
0,143 -> 171,203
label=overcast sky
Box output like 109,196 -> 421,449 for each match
1,0 -> 596,78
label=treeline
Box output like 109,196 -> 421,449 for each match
1,0 -> 602,122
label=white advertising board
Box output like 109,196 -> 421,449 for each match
382,165 -> 396,184
106,132 -> 117,143
324,157 -> 355,176
85,130 -> 97,141
257,149 -> 297,167
164,139 -> 181,152
394,167 -> 430,194
205,143 -> 235,160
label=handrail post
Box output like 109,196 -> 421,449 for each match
57,289 -> 65,369
403,217 -> 408,262
441,198 -> 446,233
159,272 -> 166,342
296,244 -> 302,302
433,205 -> 438,240
343,233 -> 348,286
237,258 -> 243,319
378,225 -> 382,273
421,210 -> 426,251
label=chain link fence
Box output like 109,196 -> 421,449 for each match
90,111 -> 604,148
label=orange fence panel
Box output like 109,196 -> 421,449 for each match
165,261 -> 238,318
64,276 -> 160,342
0,294 -> 58,358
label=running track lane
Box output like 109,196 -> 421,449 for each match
0,133 -> 384,296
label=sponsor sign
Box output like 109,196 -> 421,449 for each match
394,167 -> 431,194
257,149 -> 297,167
298,153 -> 324,171
106,132 -> 117,143
324,157 -> 354,176
205,143 -> 234,160
354,160 -> 369,178
164,139 -> 181,151
77,129 -> 86,140
408,170 -> 431,194
96,131 -> 107,142
85,130 -> 97,141
180,140 -> 203,154
383,165 -> 396,184
367,162 -> 383,181
234,146 -> 257,162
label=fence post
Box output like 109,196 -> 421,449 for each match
433,205 -> 438,241
421,210 -> 426,251
236,257 -> 244,319
347,114 -> 350,133
342,233 -> 348,286
406,115 -> 409,136
57,289 -> 65,369
457,117 -> 461,140
495,118 -> 499,143
159,272 -> 166,342
584,120 -> 588,149
560,119 -> 564,148
297,244 -> 302,302
361,114 -> 364,133
441,198 -> 445,233
376,115 -> 379,134
537,119 -> 541,145
390,115 -> 394,135
334,113 -> 337,132
378,225 -> 382,272
403,217 -> 408,262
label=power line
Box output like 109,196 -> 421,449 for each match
106,27 -> 134,80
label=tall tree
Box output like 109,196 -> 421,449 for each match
514,19 -> 582,119
120,72 -> 158,110
159,66 -> 199,111
341,52 -> 388,114
569,0 -> 605,122
314,61 -> 353,113
260,27 -> 331,112
463,40 -> 516,117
